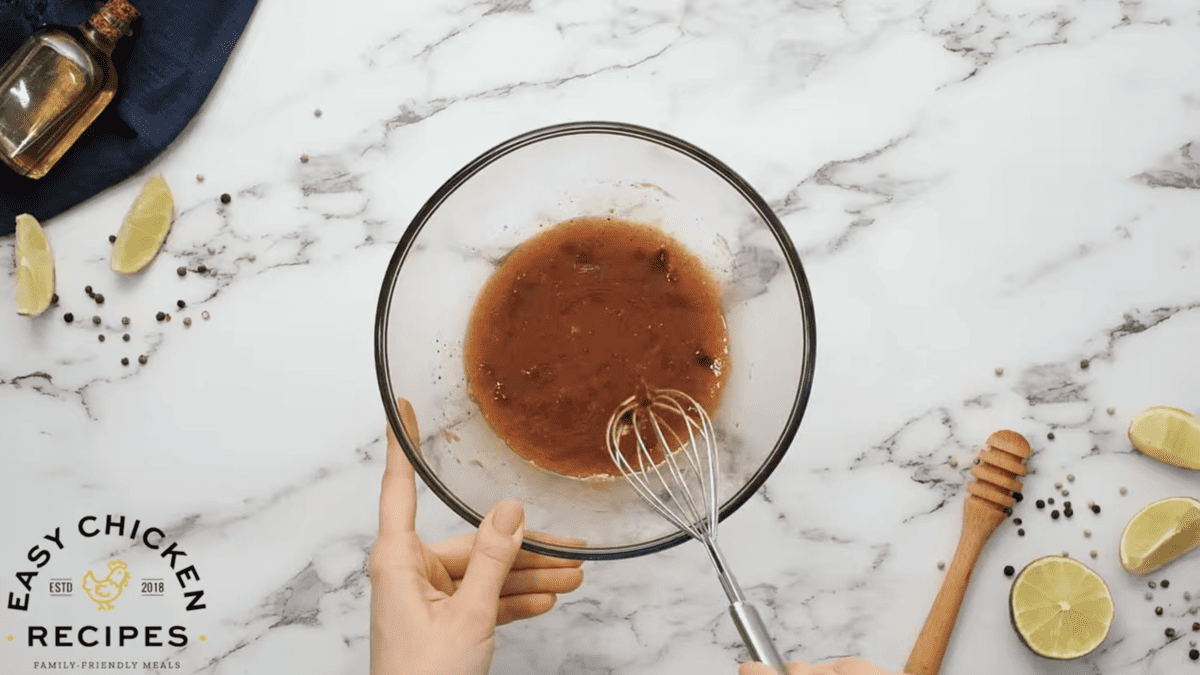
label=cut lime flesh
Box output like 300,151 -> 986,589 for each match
111,174 -> 174,275
1129,407 -> 1200,470
1009,556 -> 1113,660
15,213 -> 54,316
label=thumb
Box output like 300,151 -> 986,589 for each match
453,498 -> 525,624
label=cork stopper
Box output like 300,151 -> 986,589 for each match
89,0 -> 139,42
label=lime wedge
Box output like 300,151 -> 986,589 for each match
1119,496 -> 1200,576
14,213 -> 55,316
111,174 -> 175,274
1009,556 -> 1113,660
1128,407 -> 1200,470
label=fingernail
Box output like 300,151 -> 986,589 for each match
492,499 -> 524,536
397,398 -> 418,444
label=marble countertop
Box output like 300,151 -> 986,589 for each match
3,1 -> 1200,673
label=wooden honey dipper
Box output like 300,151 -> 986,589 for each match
905,430 -> 1032,675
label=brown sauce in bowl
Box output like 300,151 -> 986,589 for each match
464,217 -> 729,478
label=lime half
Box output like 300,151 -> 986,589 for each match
1128,407 -> 1200,470
111,174 -> 175,274
1009,556 -> 1113,660
14,214 -> 55,316
1119,496 -> 1200,576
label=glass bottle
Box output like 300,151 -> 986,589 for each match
0,0 -> 139,180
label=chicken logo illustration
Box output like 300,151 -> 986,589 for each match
82,559 -> 131,611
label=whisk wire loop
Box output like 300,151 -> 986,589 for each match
608,390 -> 717,540
606,387 -> 787,673
648,398 -> 709,537
608,400 -> 691,535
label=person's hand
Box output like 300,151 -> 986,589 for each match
739,658 -> 907,675
370,399 -> 585,675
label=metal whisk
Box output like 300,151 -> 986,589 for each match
607,388 -> 788,673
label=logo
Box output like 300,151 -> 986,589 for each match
82,560 -> 131,612
3,515 -> 212,673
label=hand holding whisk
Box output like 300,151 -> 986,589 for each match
607,387 -> 788,674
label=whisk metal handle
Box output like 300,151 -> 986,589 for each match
730,601 -> 788,673
703,535 -> 788,673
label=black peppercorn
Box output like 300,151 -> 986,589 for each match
84,285 -> 93,296
1013,518 -> 1023,526
1190,649 -> 1199,661
1091,504 -> 1101,514
121,357 -> 129,366
1064,501 -> 1072,509
1156,606 -> 1164,616
1013,491 -> 1024,502
1161,580 -> 1169,589
220,193 -> 231,204
93,293 -> 104,304
1064,508 -> 1074,518
138,355 -> 148,365
1052,510 -> 1061,519
1047,432 -> 1055,440
1004,565 -> 1014,577
50,293 -> 58,304
122,316 -> 130,325
91,315 -> 100,325
122,333 -> 130,342
1036,499 -> 1046,509
1049,497 -> 1056,505
177,266 -> 187,276
156,312 -> 166,321
1080,359 -> 1090,369
63,313 -> 74,323
177,299 -> 186,308
1018,528 -> 1025,536
197,264 -> 207,273
1166,627 -> 1176,638
108,234 -> 116,243
97,335 -> 105,342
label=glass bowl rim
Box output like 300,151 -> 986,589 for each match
374,120 -> 817,560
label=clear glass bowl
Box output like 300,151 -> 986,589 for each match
375,122 -> 816,560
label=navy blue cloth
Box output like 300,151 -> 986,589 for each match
0,0 -> 257,235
